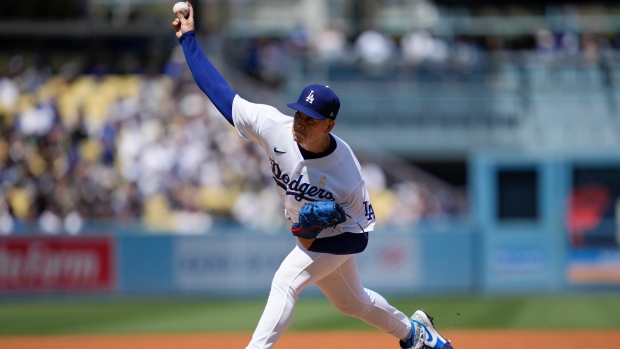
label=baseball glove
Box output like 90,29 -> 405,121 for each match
291,201 -> 346,239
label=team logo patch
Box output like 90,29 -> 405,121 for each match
305,90 -> 315,104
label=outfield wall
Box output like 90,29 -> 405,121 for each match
2,151 -> 620,297
472,150 -> 620,294
0,226 -> 476,296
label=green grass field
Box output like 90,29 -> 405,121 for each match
1,295 -> 620,336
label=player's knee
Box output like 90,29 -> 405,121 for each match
333,298 -> 371,318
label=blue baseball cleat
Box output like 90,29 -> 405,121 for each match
399,310 -> 453,349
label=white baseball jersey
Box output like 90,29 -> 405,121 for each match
232,95 -> 376,237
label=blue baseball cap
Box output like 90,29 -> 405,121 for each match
287,84 -> 340,120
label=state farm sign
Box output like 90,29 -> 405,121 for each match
0,236 -> 115,292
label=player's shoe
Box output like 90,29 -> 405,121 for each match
399,310 -> 453,349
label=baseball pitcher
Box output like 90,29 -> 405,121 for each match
172,3 -> 453,349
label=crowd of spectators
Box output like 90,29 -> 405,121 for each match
0,41 -> 465,236
228,22 -> 618,87
3,21 -> 616,236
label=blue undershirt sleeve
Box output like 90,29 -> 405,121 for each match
179,30 -> 236,125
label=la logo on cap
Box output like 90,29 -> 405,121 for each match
305,90 -> 315,104
287,84 -> 340,120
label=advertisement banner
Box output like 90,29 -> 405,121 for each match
0,236 -> 115,292
566,248 -> 620,284
356,235 -> 419,290
174,236 -> 292,294
173,235 -> 418,295
565,165 -> 620,285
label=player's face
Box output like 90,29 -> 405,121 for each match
292,111 -> 334,151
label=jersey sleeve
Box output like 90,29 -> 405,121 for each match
232,95 -> 291,144
340,180 -> 376,233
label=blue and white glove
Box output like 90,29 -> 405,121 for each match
291,201 -> 347,239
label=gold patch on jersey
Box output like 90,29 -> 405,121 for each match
319,176 -> 327,186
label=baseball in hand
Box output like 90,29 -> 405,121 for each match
173,2 -> 189,18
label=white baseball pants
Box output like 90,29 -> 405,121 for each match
245,243 -> 412,349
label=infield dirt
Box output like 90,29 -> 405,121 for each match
1,330 -> 620,349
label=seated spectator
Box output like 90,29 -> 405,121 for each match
354,29 -> 396,76
313,23 -> 348,63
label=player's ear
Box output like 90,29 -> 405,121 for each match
324,120 -> 335,133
